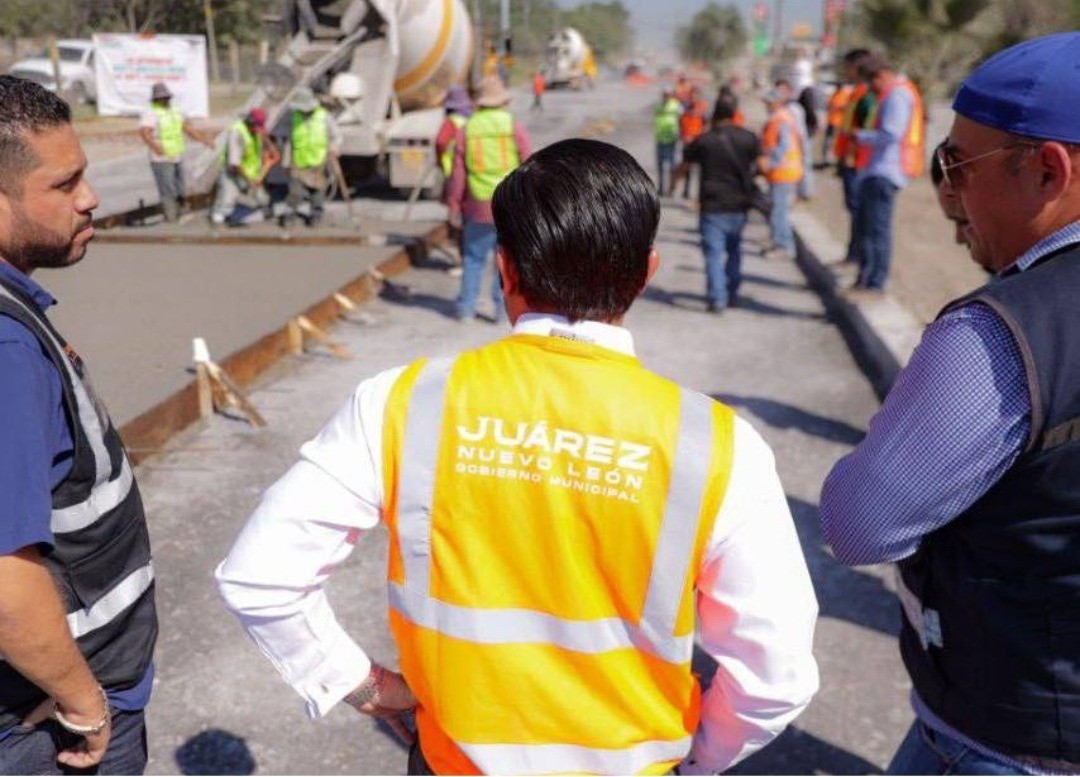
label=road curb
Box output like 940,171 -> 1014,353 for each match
791,209 -> 923,400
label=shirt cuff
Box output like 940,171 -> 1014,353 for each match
292,630 -> 372,719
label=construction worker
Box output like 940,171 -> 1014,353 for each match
654,89 -> 681,194
676,87 -> 709,198
284,87 -> 342,228
759,88 -> 804,260
210,108 -> 281,226
217,138 -> 819,776
822,82 -> 854,167
138,81 -> 213,223
531,69 -> 546,111
434,85 -> 473,276
833,49 -> 874,265
849,53 -> 925,292
446,74 -> 531,323
775,80 -> 813,200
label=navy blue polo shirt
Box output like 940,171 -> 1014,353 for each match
0,261 -> 152,713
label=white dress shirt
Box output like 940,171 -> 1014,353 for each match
217,314 -> 819,774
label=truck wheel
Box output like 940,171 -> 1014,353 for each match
68,82 -> 90,106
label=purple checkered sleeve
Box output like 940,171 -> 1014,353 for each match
820,302 -> 1031,565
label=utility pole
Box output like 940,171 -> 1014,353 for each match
500,0 -> 511,57
471,0 -> 483,88
203,0 -> 221,83
773,0 -> 785,53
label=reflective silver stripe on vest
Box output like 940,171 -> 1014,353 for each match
52,457 -> 134,534
396,356 -> 455,595
640,389 -> 714,647
393,359 -> 714,665
67,563 -> 154,639
459,736 -> 693,775
0,284 -> 113,490
389,581 -> 693,663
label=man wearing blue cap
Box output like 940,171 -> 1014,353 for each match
820,31 -> 1080,775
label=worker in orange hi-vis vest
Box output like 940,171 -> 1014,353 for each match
532,70 -> 546,112
677,88 -> 709,197
832,48 -> 874,266
759,88 -> 805,260
849,52 -> 925,292
822,83 -> 854,166
218,138 -> 819,777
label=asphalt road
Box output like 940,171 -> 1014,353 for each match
130,79 -> 910,774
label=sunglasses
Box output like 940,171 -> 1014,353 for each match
936,140 -> 1039,188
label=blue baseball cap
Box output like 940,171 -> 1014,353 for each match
953,32 -> 1080,144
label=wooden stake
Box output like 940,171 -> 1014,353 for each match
196,363 -> 214,419
286,318 -> 304,356
205,360 -> 267,427
293,315 -> 352,359
333,292 -> 359,313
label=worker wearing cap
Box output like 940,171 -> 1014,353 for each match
445,74 -> 532,323
284,87 -> 342,228
211,108 -> 281,226
848,53 -> 924,292
832,49 -> 874,266
138,82 -> 213,223
434,86 -> 473,276
217,137 -> 818,776
758,88 -> 803,260
822,32 -> 1080,774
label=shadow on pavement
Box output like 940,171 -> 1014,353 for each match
740,271 -> 809,291
714,393 -> 865,446
692,647 -> 883,775
174,729 -> 256,775
787,496 -> 901,638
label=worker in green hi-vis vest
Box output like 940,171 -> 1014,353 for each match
138,82 -> 213,223
210,108 -> 281,226
445,75 -> 533,324
284,87 -> 342,228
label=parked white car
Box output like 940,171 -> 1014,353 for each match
8,40 -> 96,104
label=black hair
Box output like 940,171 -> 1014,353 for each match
930,140 -> 946,187
713,96 -> 737,123
842,48 -> 870,64
0,76 -> 72,196
774,78 -> 792,89
491,139 -> 660,323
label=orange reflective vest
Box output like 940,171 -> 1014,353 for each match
679,100 -> 708,143
854,78 -> 925,178
732,108 -> 746,127
762,107 -> 804,184
827,84 -> 854,128
382,334 -> 735,775
832,83 -> 869,165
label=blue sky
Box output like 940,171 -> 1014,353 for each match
560,0 -> 828,56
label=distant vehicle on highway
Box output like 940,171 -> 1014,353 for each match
8,40 -> 96,105
542,28 -> 597,90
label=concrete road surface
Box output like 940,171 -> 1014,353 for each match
131,79 -> 910,774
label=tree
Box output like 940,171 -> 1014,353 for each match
845,0 -> 1074,100
676,3 -> 747,74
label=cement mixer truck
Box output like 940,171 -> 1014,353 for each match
542,27 -> 597,90
212,0 -> 473,190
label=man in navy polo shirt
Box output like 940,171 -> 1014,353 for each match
0,76 -> 157,774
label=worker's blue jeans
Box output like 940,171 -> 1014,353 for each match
456,219 -> 503,322
700,211 -> 747,308
855,175 -> 899,289
768,182 -> 795,252
656,142 -> 677,194
888,721 -> 1033,775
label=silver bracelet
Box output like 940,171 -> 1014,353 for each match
54,687 -> 110,736
343,665 -> 383,708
